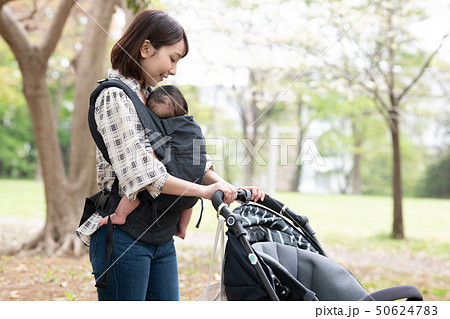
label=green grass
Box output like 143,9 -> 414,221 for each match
274,192 -> 450,257
189,191 -> 450,260
1,179 -> 449,260
0,179 -> 46,219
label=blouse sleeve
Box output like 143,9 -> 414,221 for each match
204,154 -> 214,172
95,87 -> 168,200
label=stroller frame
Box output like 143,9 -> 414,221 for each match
212,189 -> 315,300
211,189 -> 423,301
212,191 -> 278,300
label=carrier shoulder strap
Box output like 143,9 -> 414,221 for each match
88,78 -> 158,165
88,79 -> 158,290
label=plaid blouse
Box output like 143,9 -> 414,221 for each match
95,69 -> 168,201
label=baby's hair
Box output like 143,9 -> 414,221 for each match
147,85 -> 188,119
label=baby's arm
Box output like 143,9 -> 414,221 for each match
176,208 -> 193,240
98,196 -> 140,226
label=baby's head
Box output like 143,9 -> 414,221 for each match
146,85 -> 188,119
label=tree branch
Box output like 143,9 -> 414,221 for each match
360,67 -> 396,129
386,6 -> 396,98
0,0 -> 14,8
0,3 -> 32,65
17,0 -> 38,22
372,86 -> 395,130
38,0 -> 74,62
397,34 -> 448,103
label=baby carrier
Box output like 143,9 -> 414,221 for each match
203,190 -> 423,301
79,79 -> 207,287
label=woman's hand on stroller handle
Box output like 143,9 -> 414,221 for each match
211,189 -> 249,212
211,186 -> 267,211
238,186 -> 268,202
201,180 -> 237,206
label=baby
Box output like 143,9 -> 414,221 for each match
99,85 -> 192,239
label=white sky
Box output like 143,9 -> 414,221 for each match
111,1 -> 450,88
159,0 -> 450,87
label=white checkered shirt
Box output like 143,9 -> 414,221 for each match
76,212 -> 102,247
95,69 -> 168,201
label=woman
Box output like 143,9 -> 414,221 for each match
89,9 -> 265,301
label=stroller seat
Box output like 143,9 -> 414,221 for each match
252,241 -> 367,301
210,189 -> 424,301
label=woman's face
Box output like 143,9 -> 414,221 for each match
140,39 -> 186,87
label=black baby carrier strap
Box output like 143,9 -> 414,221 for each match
78,177 -> 121,289
88,79 -> 152,165
84,78 -> 207,288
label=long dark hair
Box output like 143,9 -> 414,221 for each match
111,9 -> 189,80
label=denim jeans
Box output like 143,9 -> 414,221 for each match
89,226 -> 179,300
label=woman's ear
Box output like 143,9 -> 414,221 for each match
140,39 -> 155,59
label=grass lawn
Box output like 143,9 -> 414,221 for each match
273,192 -> 450,259
0,179 -> 45,219
189,190 -> 450,260
1,179 -> 449,260
0,179 -> 449,300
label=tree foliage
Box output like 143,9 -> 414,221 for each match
0,39 -> 37,177
416,150 -> 450,198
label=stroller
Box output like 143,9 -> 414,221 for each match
199,189 -> 423,301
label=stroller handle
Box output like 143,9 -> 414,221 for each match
212,189 -> 315,236
212,189 -> 327,256
211,189 -> 250,211
211,189 -> 248,238
211,190 -> 226,211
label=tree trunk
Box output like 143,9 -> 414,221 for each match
2,0 -> 118,256
20,64 -> 75,255
69,0 -> 118,197
351,152 -> 361,195
291,101 -> 304,192
390,109 -> 404,239
242,114 -> 255,186
242,93 -> 258,186
351,121 -> 362,195
120,0 -> 137,31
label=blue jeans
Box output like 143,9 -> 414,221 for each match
89,226 -> 179,300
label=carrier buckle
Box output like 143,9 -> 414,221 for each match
95,190 -> 110,211
96,78 -> 109,84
